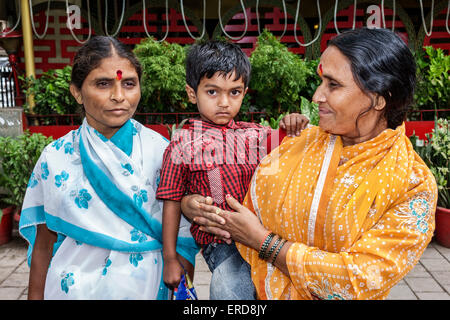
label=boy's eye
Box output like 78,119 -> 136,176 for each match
207,89 -> 217,95
231,89 -> 241,96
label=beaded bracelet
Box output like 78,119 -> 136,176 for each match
271,239 -> 287,264
264,236 -> 281,261
258,232 -> 275,260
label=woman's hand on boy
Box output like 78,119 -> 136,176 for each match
279,113 -> 309,137
180,194 -> 232,243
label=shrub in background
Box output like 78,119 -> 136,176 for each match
0,132 -> 54,209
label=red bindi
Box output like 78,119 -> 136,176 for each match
318,63 -> 323,76
116,70 -> 122,80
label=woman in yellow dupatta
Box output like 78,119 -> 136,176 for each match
181,28 -> 437,300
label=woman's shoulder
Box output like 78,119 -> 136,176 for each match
132,120 -> 169,147
279,125 -> 324,147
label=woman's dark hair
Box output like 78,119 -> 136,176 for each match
186,40 -> 251,92
328,28 -> 416,129
71,36 -> 142,89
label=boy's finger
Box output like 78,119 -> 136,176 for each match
284,115 -> 291,131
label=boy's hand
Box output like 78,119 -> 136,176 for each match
279,113 -> 309,137
163,257 -> 184,288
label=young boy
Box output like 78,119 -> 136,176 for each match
156,40 -> 308,299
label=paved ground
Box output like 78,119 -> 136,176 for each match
1,227 -> 449,300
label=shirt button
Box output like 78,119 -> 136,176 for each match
206,163 -> 212,168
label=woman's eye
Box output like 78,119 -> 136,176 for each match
123,81 -> 136,88
97,81 -> 110,87
328,81 -> 339,89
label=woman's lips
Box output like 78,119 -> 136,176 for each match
318,106 -> 332,116
107,109 -> 128,115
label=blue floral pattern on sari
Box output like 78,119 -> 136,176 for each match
130,228 -> 147,243
121,163 -> 134,176
129,253 -> 143,267
41,162 -> 49,180
64,142 -> 74,155
27,173 -> 38,188
55,170 -> 69,188
133,189 -> 148,208
52,138 -> 65,150
74,189 -> 92,209
102,258 -> 112,276
61,272 -> 75,294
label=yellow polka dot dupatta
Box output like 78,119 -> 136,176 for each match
236,124 -> 437,300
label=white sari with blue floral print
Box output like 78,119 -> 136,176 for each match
19,118 -> 199,299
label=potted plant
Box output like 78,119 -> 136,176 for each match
133,37 -> 194,114
20,66 -> 80,125
244,29 -> 320,120
0,131 -> 53,244
412,46 -> 450,121
412,118 -> 450,247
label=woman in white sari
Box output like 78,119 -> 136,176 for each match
19,36 -> 198,299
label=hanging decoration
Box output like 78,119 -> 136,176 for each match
29,0 -> 51,39
104,0 -> 126,37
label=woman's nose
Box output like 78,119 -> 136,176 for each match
111,83 -> 125,102
312,83 -> 326,104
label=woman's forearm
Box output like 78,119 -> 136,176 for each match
28,224 -> 56,300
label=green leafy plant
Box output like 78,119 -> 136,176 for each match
413,46 -> 450,119
248,29 -> 320,119
0,131 -> 53,209
20,66 -> 79,122
411,118 -> 450,208
165,118 -> 190,139
134,38 -> 194,114
259,112 -> 288,129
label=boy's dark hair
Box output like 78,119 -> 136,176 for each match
186,40 -> 251,92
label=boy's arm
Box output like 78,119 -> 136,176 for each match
162,200 -> 182,261
162,200 -> 185,287
279,113 -> 309,137
28,224 -> 57,299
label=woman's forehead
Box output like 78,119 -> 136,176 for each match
319,47 -> 353,79
90,55 -> 137,77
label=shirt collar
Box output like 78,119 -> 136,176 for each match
188,118 -> 238,130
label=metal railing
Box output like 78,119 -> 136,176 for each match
0,58 -> 16,108
25,111 -> 268,127
408,108 -> 450,121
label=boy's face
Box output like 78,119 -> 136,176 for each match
186,71 -> 247,125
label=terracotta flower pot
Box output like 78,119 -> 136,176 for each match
0,206 -> 14,245
435,206 -> 450,248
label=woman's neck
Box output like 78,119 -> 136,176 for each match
341,119 -> 388,147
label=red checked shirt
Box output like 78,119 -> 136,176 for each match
156,118 -> 272,247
